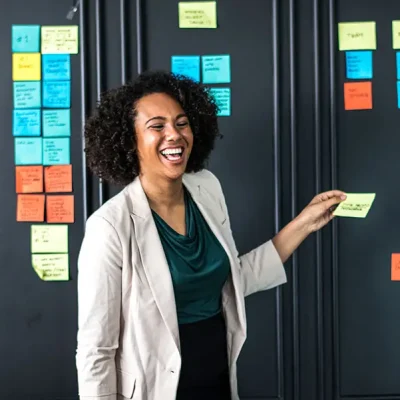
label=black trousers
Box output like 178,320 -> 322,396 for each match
176,312 -> 232,400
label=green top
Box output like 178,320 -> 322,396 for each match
152,187 -> 231,324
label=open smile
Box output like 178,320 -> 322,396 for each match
159,146 -> 185,163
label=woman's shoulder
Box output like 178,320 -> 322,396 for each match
184,169 -> 224,198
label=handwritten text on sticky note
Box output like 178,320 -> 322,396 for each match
171,56 -> 200,82
17,194 -> 45,222
44,165 -> 72,192
178,1 -> 217,28
338,22 -> 376,51
346,51 -> 373,79
16,166 -> 43,193
43,109 -> 70,137
210,88 -> 231,116
43,81 -> 71,108
12,25 -> 40,53
41,26 -> 78,54
43,138 -> 70,165
13,109 -> 41,136
202,55 -> 231,84
333,193 -> 376,218
344,81 -> 372,111
46,195 -> 74,223
32,254 -> 69,281
12,53 -> 41,81
15,138 -> 42,165
31,224 -> 68,253
13,82 -> 41,109
391,253 -> 400,281
42,54 -> 71,80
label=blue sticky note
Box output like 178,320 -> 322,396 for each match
345,51 -> 373,79
396,52 -> 400,80
13,81 -> 41,108
42,54 -> 71,80
12,25 -> 40,53
202,55 -> 231,84
397,82 -> 400,109
13,109 -> 41,136
171,56 -> 200,82
43,81 -> 71,108
43,110 -> 71,137
15,138 -> 42,165
43,138 -> 70,165
210,88 -> 231,116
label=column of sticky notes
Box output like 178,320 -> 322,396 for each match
172,2 -> 231,117
338,22 -> 376,111
11,24 -> 78,281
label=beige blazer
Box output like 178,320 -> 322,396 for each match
76,169 -> 287,400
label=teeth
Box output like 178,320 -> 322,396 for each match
161,148 -> 183,155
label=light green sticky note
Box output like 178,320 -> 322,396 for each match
333,193 -> 376,218
178,1 -> 217,28
392,21 -> 400,49
338,22 -> 376,51
31,224 -> 68,253
32,253 -> 69,281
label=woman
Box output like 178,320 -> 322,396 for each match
76,71 -> 346,400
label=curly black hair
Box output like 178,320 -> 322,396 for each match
84,70 -> 222,186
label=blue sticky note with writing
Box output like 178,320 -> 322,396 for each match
43,110 -> 71,137
15,138 -> 42,165
43,138 -> 70,165
397,82 -> 400,109
210,88 -> 231,116
42,54 -> 71,80
13,109 -> 41,136
171,56 -> 200,82
396,52 -> 400,80
13,81 -> 41,108
12,25 -> 40,53
43,81 -> 71,108
345,51 -> 373,79
202,55 -> 231,84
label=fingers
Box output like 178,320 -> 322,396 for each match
323,195 -> 346,211
317,190 -> 347,201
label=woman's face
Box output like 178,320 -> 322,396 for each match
134,92 -> 193,182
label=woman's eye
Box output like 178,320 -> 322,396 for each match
177,121 -> 189,127
151,125 -> 164,130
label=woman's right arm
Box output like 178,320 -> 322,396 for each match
76,215 -> 123,400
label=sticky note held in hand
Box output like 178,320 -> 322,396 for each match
333,193 -> 376,218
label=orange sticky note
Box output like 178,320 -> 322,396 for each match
17,194 -> 45,222
46,195 -> 74,223
344,82 -> 372,110
16,166 -> 43,193
391,254 -> 400,281
44,165 -> 72,192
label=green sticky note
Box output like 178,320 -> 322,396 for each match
32,253 -> 69,281
202,55 -> 230,84
178,1 -> 217,29
210,88 -> 231,116
333,193 -> 376,218
31,224 -> 68,253
338,22 -> 376,51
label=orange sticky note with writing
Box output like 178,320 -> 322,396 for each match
344,82 -> 372,110
44,165 -> 72,192
16,166 -> 43,193
391,253 -> 400,281
17,194 -> 45,222
46,195 -> 74,223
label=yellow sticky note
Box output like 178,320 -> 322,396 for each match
32,254 -> 69,281
31,224 -> 68,253
338,22 -> 376,51
333,193 -> 376,218
41,25 -> 78,54
12,53 -> 41,81
179,1 -> 217,29
392,21 -> 400,49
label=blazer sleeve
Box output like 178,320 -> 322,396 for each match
76,215 -> 122,400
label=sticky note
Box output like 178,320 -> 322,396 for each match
15,138 -> 42,165
396,53 -> 400,80
32,253 -> 69,281
171,56 -> 200,82
43,81 -> 71,108
178,1 -> 217,29
397,82 -> 400,109
41,25 -> 78,54
333,193 -> 376,218
43,138 -> 70,165
210,88 -> 231,116
202,55 -> 231,84
338,22 -> 376,51
344,82 -> 372,110
31,224 -> 68,253
13,109 -> 41,136
16,166 -> 43,193
46,195 -> 74,223
393,21 -> 400,49
42,54 -> 71,80
345,51 -> 373,79
391,254 -> 400,281
13,81 -> 41,108
12,53 -> 41,81
12,25 -> 40,53
42,110 -> 70,137
17,194 -> 45,222
44,165 -> 72,192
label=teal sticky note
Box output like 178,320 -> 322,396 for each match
43,110 -> 71,137
202,55 -> 231,84
13,81 -> 41,108
210,88 -> 231,116
171,56 -> 200,82
12,25 -> 40,53
397,82 -> 400,109
396,52 -> 400,80
43,138 -> 70,165
42,54 -> 71,80
13,109 -> 41,136
15,137 -> 42,165
346,51 -> 373,79
43,81 -> 71,108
